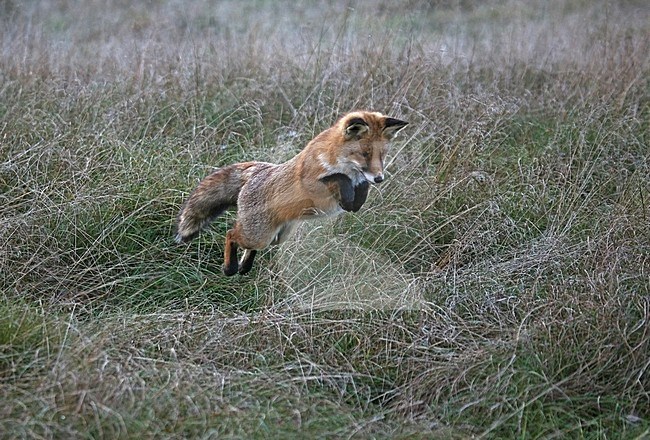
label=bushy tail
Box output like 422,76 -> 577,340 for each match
175,164 -> 247,243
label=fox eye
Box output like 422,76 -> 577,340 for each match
361,151 -> 370,158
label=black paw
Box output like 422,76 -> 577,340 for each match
339,199 -> 355,212
222,261 -> 239,276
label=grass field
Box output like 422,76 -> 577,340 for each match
1,0 -> 649,438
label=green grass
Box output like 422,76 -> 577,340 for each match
2,0 -> 649,438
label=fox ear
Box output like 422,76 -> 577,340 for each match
344,117 -> 369,140
383,117 -> 409,139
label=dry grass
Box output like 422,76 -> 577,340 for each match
1,0 -> 649,438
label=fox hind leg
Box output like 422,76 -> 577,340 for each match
223,229 -> 240,276
224,225 -> 260,276
238,249 -> 257,275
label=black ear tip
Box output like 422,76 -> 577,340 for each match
385,117 -> 408,128
346,117 -> 369,128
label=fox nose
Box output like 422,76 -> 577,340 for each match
374,175 -> 384,184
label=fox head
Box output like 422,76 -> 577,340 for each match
333,111 -> 408,184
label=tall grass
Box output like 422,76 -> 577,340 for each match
1,0 -> 649,438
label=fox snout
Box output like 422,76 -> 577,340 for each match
360,154 -> 385,184
363,171 -> 384,184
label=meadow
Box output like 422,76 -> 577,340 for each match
1,0 -> 649,438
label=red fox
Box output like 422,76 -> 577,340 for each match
175,111 -> 408,276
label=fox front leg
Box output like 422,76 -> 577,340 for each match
321,174 -> 356,212
352,180 -> 369,212
321,174 -> 369,212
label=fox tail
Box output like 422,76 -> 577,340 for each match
175,164 -> 246,243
